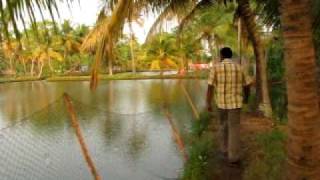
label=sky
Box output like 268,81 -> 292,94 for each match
25,0 -> 171,43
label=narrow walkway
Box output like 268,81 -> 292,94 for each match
207,113 -> 275,180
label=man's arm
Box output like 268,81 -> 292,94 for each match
207,85 -> 214,112
207,65 -> 216,112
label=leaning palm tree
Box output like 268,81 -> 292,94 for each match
81,0 -> 134,90
279,0 -> 320,179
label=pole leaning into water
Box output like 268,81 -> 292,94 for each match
163,107 -> 188,161
180,83 -> 200,120
63,93 -> 101,180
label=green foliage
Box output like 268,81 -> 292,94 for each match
266,38 -> 287,122
144,32 -> 179,70
180,4 -> 240,59
115,35 -> 141,70
183,133 -> 215,180
315,23 -> 320,63
0,20 -> 92,77
244,129 -> 287,180
183,110 -> 216,180
267,38 -> 284,81
191,111 -> 212,137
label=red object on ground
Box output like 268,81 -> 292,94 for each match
189,63 -> 209,70
178,69 -> 186,75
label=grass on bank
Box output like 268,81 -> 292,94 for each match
183,131 -> 216,180
183,110 -> 287,180
0,71 -> 209,83
183,111 -> 216,180
0,76 -> 43,83
244,129 -> 287,180
46,71 -> 209,81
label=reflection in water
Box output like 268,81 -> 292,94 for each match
127,118 -> 148,160
103,114 -> 123,145
0,80 -> 207,180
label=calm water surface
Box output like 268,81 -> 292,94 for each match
0,80 -> 206,180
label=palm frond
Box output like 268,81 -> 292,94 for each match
254,0 -> 280,28
312,0 -> 320,30
0,0 -> 75,40
177,0 -> 215,36
145,4 -> 177,43
90,0 -> 133,90
81,11 -> 110,53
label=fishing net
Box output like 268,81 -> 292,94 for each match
0,93 -> 187,180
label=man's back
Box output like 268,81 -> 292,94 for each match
208,59 -> 250,109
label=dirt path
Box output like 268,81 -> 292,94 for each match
207,113 -> 275,180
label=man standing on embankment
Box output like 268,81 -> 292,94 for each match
206,47 -> 252,164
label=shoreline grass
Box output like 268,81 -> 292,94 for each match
47,72 -> 208,81
0,72 -> 209,83
0,76 -> 43,83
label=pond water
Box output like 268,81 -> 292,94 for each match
0,80 -> 207,180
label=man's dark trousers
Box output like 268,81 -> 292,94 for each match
218,108 -> 241,162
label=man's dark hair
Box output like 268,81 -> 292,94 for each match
220,47 -> 233,59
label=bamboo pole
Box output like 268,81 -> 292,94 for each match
180,83 -> 200,119
161,81 -> 188,161
63,93 -> 101,180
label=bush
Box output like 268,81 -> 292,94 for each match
183,133 -> 215,180
191,111 -> 212,137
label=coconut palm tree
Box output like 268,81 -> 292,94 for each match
279,0 -> 320,179
143,0 -> 273,117
32,45 -> 63,77
2,40 -> 19,75
147,33 -> 179,74
128,9 -> 144,74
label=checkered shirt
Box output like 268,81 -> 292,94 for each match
208,59 -> 252,109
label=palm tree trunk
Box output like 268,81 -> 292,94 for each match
20,58 -> 27,75
108,60 -> 113,75
207,34 -> 214,58
280,1 -> 320,179
129,23 -> 136,74
238,18 -> 242,65
38,61 -> 44,78
48,57 -> 54,73
30,60 -> 34,76
107,42 -> 114,76
9,57 -> 14,73
238,0 -> 272,117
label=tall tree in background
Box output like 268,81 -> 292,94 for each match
128,10 -> 144,74
237,0 -> 272,117
129,23 -> 136,73
280,0 -> 320,179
